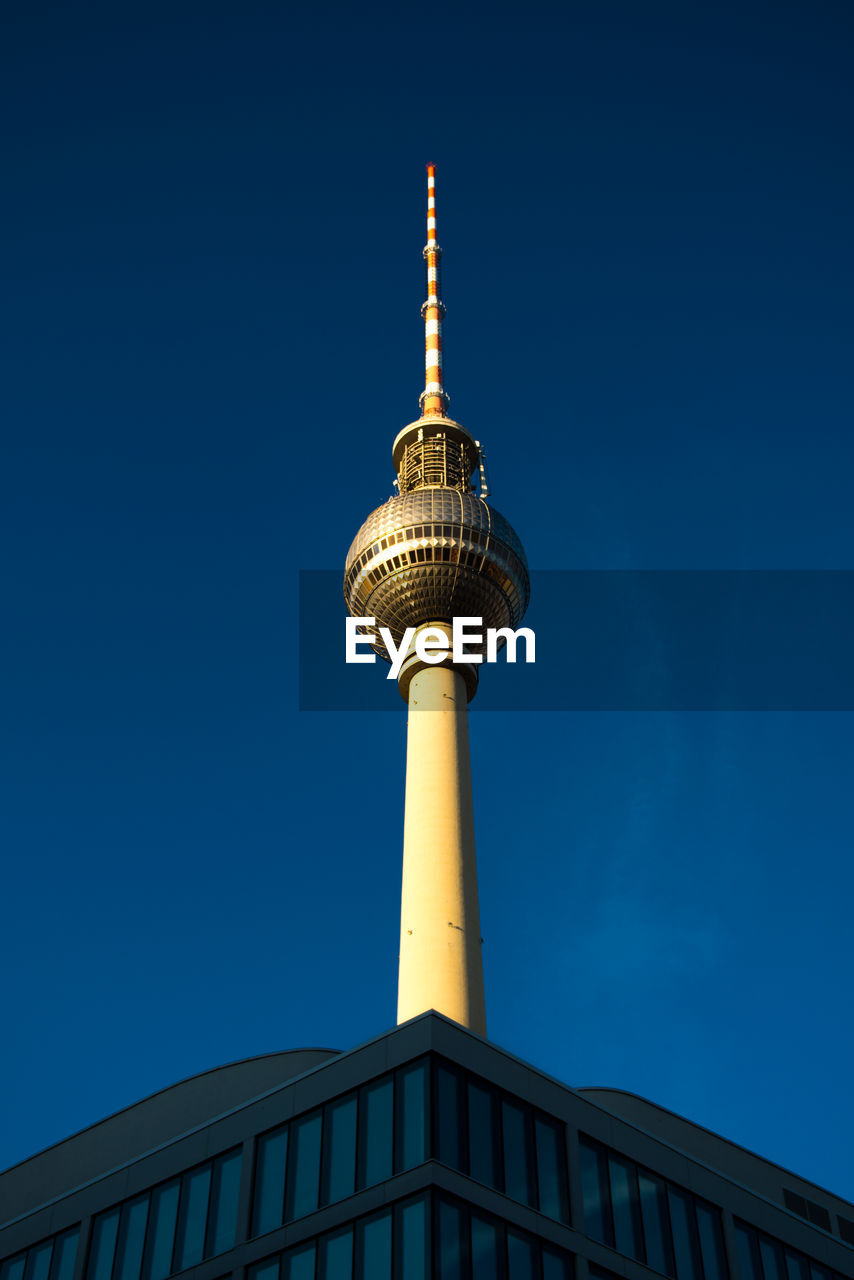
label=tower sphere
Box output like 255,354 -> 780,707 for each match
344,415 -> 529,655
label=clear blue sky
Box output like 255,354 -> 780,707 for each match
2,0 -> 853,1206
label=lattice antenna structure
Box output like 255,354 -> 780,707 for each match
420,164 -> 448,418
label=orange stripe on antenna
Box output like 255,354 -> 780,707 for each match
419,163 -> 448,417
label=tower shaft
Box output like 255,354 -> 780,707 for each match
397,628 -> 486,1036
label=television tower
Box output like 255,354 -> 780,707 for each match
344,165 -> 529,1038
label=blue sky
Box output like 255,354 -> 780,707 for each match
2,0 -> 853,1206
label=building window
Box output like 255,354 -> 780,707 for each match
432,1058 -> 570,1224
435,1063 -> 466,1173
467,1079 -> 499,1189
174,1164 -> 212,1270
114,1197 -> 149,1280
613,1155 -> 646,1261
395,1061 -> 428,1173
1,1230 -> 79,1280
668,1187 -> 704,1280
316,1226 -> 352,1280
322,1093 -> 358,1206
142,1180 -> 180,1280
254,1131 -> 289,1236
639,1171 -> 675,1277
245,1191 -> 571,1280
395,1194 -> 428,1280
85,1147 -> 241,1280
358,1075 -> 394,1189
356,1210 -> 392,1280
250,1056 -> 569,1239
580,1135 -> 727,1280
286,1111 -> 323,1222
208,1148 -> 242,1258
733,1220 -> 848,1280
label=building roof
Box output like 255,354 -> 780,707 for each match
0,1048 -> 337,1226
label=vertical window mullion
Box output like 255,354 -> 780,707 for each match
429,1057 -> 439,1166
527,1106 -> 540,1217
203,1158 -> 220,1260
600,1146 -> 615,1249
459,1076 -> 470,1179
495,1088 -> 507,1196
465,1201 -> 474,1280
168,1182 -> 183,1278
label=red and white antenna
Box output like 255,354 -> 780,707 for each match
419,163 -> 448,417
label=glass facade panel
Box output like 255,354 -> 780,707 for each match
580,1140 -> 609,1244
208,1149 -> 241,1256
668,1189 -> 701,1280
470,1216 -> 501,1280
785,1252 -> 810,1280
89,1209 -> 121,1280
696,1203 -> 727,1280
534,1115 -> 568,1222
241,1192 -> 571,1280
51,1231 -> 80,1280
255,1129 -> 289,1235
759,1239 -> 786,1280
638,1172 -> 673,1277
174,1164 -> 212,1271
542,1249 -> 573,1280
115,1197 -> 149,1280
507,1231 -> 536,1280
608,1156 -> 643,1261
249,1261 -> 280,1280
397,1195 -> 428,1280
25,1244 -> 52,1280
355,1212 -> 391,1280
358,1077 -> 393,1189
397,1061 -> 428,1173
283,1244 -> 316,1280
318,1227 -> 352,1280
143,1180 -> 180,1280
1,1259 -> 27,1280
287,1111 -> 323,1222
435,1063 -> 465,1172
735,1224 -> 762,1280
467,1081 -> 499,1189
436,1198 -> 465,1280
323,1095 -> 358,1206
502,1099 -> 534,1206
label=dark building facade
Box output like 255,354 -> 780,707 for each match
1,1015 -> 852,1280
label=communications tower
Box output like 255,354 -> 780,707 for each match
344,166 -> 529,1037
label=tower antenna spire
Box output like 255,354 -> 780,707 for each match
420,163 -> 449,417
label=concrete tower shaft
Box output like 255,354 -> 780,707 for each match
397,629 -> 486,1036
343,165 -> 529,1038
